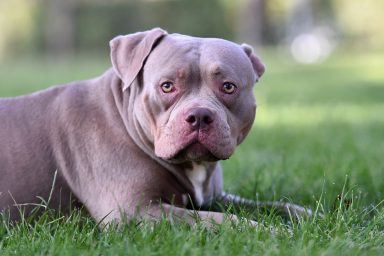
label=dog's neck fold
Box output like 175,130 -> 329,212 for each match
110,75 -> 157,161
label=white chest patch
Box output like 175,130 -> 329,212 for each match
186,163 -> 207,207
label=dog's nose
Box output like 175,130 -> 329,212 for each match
185,108 -> 214,130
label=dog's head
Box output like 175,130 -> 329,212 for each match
110,28 -> 265,163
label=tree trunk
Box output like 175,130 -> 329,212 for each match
236,0 -> 267,46
44,0 -> 75,56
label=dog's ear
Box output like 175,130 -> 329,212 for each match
241,44 -> 265,80
110,28 -> 168,91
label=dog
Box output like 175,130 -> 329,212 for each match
0,28 -> 310,225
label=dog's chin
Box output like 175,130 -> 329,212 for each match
164,142 -> 221,163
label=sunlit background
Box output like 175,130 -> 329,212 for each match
0,0 -> 384,62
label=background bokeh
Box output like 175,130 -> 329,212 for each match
0,0 -> 384,61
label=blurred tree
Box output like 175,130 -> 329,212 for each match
71,0 -> 233,53
235,0 -> 268,46
1,0 -> 383,61
285,0 -> 314,41
333,0 -> 384,48
44,0 -> 75,56
0,0 -> 37,60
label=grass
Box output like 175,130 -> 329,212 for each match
1,50 -> 384,255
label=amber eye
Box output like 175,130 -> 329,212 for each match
222,82 -> 237,94
161,82 -> 174,93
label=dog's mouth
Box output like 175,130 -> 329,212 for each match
165,139 -> 221,163
155,125 -> 236,163
181,141 -> 219,161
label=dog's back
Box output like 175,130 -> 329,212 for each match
0,84 -> 83,219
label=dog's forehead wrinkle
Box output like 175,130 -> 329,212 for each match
213,66 -> 223,75
177,68 -> 187,79
207,63 -> 222,76
204,63 -> 235,84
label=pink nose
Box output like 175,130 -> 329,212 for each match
185,108 -> 214,130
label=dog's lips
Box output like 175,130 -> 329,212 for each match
165,134 -> 221,162
185,140 -> 211,155
155,120 -> 236,163
178,141 -> 219,162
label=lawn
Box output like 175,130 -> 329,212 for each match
1,50 -> 384,255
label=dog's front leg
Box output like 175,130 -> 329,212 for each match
211,192 -> 312,220
143,203 -> 259,228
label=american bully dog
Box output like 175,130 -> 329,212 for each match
0,28 -> 310,225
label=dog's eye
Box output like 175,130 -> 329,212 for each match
161,82 -> 175,93
222,82 -> 237,94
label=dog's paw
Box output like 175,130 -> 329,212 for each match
279,202 -> 313,220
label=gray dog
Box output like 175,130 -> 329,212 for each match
0,28 -> 309,225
